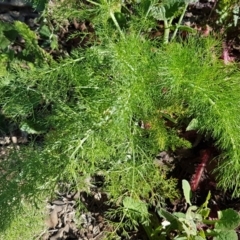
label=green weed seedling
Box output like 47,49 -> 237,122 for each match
153,180 -> 240,240
150,0 -> 197,44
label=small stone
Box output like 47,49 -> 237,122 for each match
26,18 -> 35,28
185,12 -> 193,18
88,225 -> 93,231
184,21 -> 191,27
41,232 -> 50,240
86,233 -> 93,239
0,13 -> 14,22
93,226 -> 100,236
11,136 -> 17,144
94,192 -> 101,201
79,228 -> 87,237
0,137 -> 10,145
10,0 -> 31,7
9,11 -> 20,18
98,222 -> 104,229
49,210 -> 58,228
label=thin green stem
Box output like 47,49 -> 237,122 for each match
202,219 -> 218,225
109,10 -> 125,39
170,3 -> 189,42
40,57 -> 85,75
163,20 -> 170,44
86,0 -> 101,6
137,4 -> 153,37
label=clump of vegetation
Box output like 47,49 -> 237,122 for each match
1,0 -> 240,238
153,180 -> 240,240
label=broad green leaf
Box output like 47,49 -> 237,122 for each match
3,29 -> 18,42
158,208 -> 179,222
180,218 -> 197,237
198,208 -> 210,219
157,208 -> 181,230
143,215 -> 164,240
151,0 -> 185,21
113,12 -> 127,28
0,35 -> 10,50
0,22 -> 16,49
186,118 -> 198,131
151,6 -> 166,21
50,35 -> 58,50
215,209 -> 240,230
39,25 -> 52,38
182,179 -> 192,205
122,197 -> 149,224
174,212 -> 186,218
198,229 -> 206,239
139,0 -> 151,14
202,191 -> 211,208
213,230 -> 238,240
197,191 -> 211,219
28,0 -> 48,11
20,121 -> 47,134
185,206 -> 198,221
163,0 -> 185,19
123,196 -> 146,212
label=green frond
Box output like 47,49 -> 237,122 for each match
155,37 -> 240,196
14,21 -> 52,64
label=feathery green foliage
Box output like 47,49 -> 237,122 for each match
1,1 -> 240,237
155,38 -> 240,195
0,34 -> 180,232
1,32 -> 240,233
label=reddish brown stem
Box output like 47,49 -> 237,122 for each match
190,149 -> 212,191
221,41 -> 234,65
